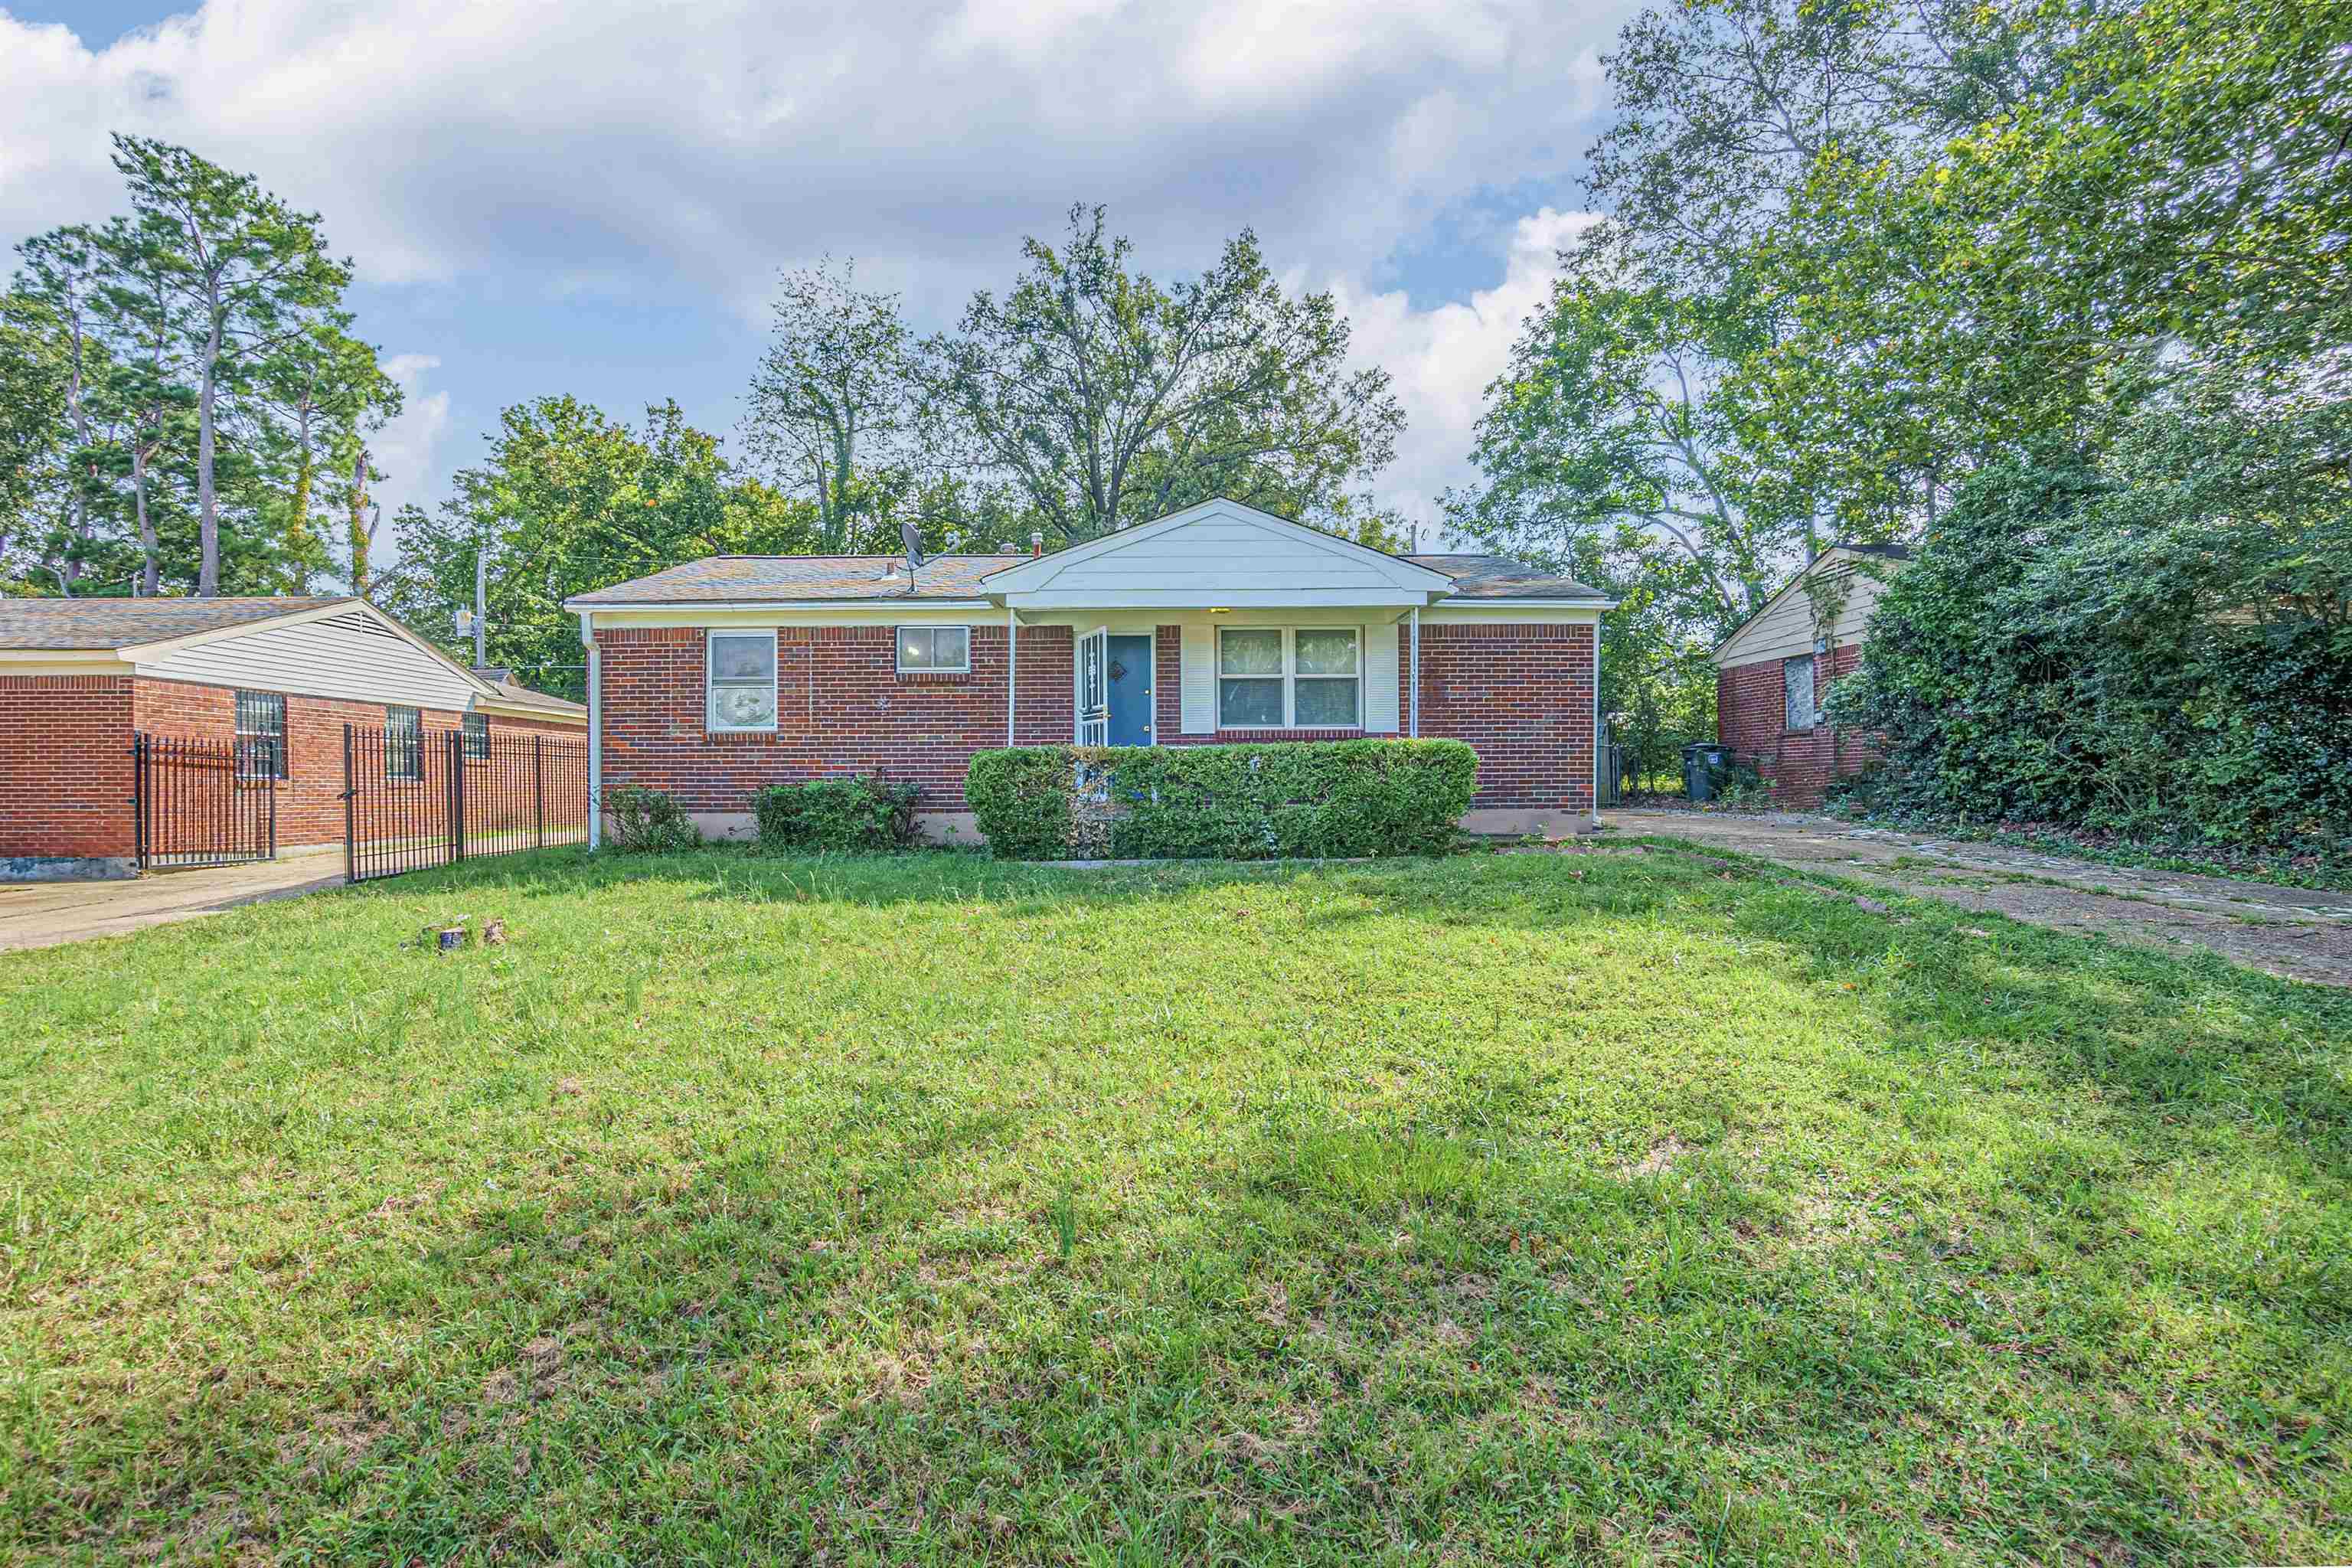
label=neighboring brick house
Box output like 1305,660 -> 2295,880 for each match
566,498 -> 1618,844
1713,544 -> 1909,807
0,596 -> 584,880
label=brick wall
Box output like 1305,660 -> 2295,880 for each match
0,675 -> 136,860
1717,642 -> 1873,808
596,619 -> 1600,822
596,623 -> 1073,812
1416,622 -> 1597,812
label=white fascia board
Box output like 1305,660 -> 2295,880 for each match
564,597 -> 995,615
1000,588 -> 1434,610
0,649 -> 134,673
474,696 -> 587,725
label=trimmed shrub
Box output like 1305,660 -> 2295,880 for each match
605,785 -> 699,852
966,740 -> 1478,861
752,775 -> 922,853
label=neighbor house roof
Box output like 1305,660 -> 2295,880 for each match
475,671 -> 587,717
1400,554 -> 1609,600
0,595 -> 356,650
569,554 -> 1026,606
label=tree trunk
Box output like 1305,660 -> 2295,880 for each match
195,306 -> 223,596
347,443 -> 371,598
132,440 -> 159,596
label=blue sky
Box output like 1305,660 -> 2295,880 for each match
3,0 -> 1632,555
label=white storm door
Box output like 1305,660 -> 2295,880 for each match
1076,626 -> 1110,745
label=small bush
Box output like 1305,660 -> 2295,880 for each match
752,775 -> 923,853
967,740 -> 1478,861
605,785 -> 700,852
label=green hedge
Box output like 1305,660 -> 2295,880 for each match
752,775 -> 922,853
965,740 -> 1478,861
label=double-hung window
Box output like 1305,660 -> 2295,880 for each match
896,626 -> 970,675
1217,627 -> 1361,729
234,690 -> 286,780
462,711 -> 489,760
385,704 -> 423,780
707,631 -> 778,732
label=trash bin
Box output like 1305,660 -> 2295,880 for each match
1683,743 -> 1731,802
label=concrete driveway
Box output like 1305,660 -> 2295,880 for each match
0,854 -> 349,953
1609,808 -> 2352,987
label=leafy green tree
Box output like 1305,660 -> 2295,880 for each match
1449,232 -> 1795,632
387,398 -> 823,694
922,204 -> 1404,544
740,259 -> 919,552
110,135 -> 353,595
0,292 -> 72,580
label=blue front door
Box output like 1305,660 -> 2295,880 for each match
1106,635 -> 1153,746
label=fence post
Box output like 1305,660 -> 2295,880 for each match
342,725 -> 357,882
446,729 -> 466,864
131,733 -> 145,871
534,733 -> 545,849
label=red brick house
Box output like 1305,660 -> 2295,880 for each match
1,596 -> 583,880
1713,544 -> 1908,807
566,499 -> 1617,845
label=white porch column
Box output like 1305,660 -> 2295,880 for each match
580,610 -> 601,850
1408,606 -> 1421,738
1591,617 -> 1602,828
1005,606 -> 1018,746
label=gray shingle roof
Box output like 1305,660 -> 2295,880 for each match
570,555 -> 1026,605
1401,555 -> 1610,599
573,550 -> 1607,605
480,675 -> 586,717
0,595 -> 356,650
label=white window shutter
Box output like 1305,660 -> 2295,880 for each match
1365,621 -> 1400,733
1180,624 -> 1215,733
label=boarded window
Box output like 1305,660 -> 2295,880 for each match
1783,655 -> 1817,731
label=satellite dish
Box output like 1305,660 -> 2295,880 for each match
900,521 -> 926,570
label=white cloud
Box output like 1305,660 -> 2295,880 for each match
1323,207 -> 1603,546
367,351 -> 449,560
1,0 -> 1627,309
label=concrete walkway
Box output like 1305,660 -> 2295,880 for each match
1609,808 -> 2352,988
0,854 -> 349,954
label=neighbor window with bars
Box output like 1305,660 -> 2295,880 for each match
462,712 -> 488,760
1217,627 -> 1361,729
234,690 -> 286,779
386,704 -> 423,779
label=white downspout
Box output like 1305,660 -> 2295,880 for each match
1005,605 -> 1018,747
580,610 -> 601,850
1408,606 -> 1421,738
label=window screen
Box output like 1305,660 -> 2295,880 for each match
1784,655 -> 1818,731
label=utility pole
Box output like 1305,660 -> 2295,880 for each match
473,534 -> 488,670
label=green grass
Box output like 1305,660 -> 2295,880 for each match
2,846 -> 2348,1564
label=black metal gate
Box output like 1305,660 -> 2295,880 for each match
132,733 -> 277,870
342,725 -> 590,883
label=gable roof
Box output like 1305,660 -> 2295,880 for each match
1713,545 -> 1910,665
569,554 -> 1021,607
0,595 -> 357,650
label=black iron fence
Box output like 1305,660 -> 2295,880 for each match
132,733 -> 277,870
343,725 -> 589,883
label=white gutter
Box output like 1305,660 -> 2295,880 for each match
579,610 -> 601,851
562,597 -> 996,613
1005,605 -> 1018,747
1591,619 -> 1603,830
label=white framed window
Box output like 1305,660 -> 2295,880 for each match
707,630 -> 778,732
1218,626 -> 1361,730
896,625 -> 970,675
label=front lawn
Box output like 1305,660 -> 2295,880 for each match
2,848 -> 2346,1563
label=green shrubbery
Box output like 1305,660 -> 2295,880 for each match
1835,408 -> 2352,854
966,740 -> 1478,860
752,776 -> 922,853
604,785 -> 700,852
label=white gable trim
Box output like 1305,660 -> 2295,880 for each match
1713,548 -> 1903,668
979,498 -> 1455,606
